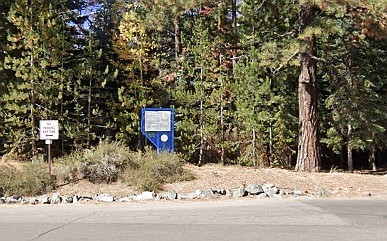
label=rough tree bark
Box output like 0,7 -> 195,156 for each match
347,123 -> 353,173
174,15 -> 182,65
295,3 -> 321,172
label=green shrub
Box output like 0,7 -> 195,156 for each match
120,149 -> 195,191
55,141 -> 136,184
0,162 -> 55,196
53,148 -> 85,184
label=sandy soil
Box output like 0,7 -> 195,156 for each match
55,163 -> 387,199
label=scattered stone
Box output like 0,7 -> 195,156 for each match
50,193 -> 61,204
96,194 -> 114,202
13,195 -> 22,200
79,196 -> 93,202
5,196 -> 19,204
225,189 -> 232,196
195,189 -> 215,198
65,196 -> 74,204
133,191 -> 156,201
214,189 -> 228,195
245,184 -> 264,195
28,198 -> 38,205
178,193 -> 197,200
60,196 -> 68,204
257,193 -> 268,199
315,188 -> 330,197
39,196 -> 51,204
72,195 -> 78,203
292,189 -> 304,196
160,191 -> 177,200
262,183 -> 278,197
119,197 -> 133,202
232,186 -> 246,198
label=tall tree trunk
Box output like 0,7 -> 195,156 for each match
347,123 -> 353,173
87,76 -> 92,148
295,4 -> 321,172
30,0 -> 37,157
174,15 -> 182,66
369,133 -> 377,171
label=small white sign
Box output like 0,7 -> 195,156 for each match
39,120 -> 59,140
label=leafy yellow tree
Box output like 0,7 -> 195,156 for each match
113,3 -> 155,146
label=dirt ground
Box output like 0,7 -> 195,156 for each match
55,163 -> 387,199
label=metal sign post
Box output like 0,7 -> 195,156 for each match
140,108 -> 174,152
39,120 -> 59,175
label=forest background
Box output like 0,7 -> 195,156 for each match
0,0 -> 386,172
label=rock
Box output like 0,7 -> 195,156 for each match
257,193 -> 268,199
65,196 -> 74,204
225,189 -> 232,196
119,197 -> 133,202
262,183 -> 278,197
50,193 -> 61,204
79,196 -> 93,202
5,196 -> 19,204
245,184 -> 264,195
232,186 -> 246,198
160,191 -> 177,200
214,189 -> 228,195
96,194 -> 114,202
12,195 -> 22,200
278,190 -> 285,197
60,196 -> 67,204
133,191 -> 156,201
292,189 -> 304,196
39,196 -> 51,204
178,193 -> 197,200
72,195 -> 78,204
315,188 -> 330,197
28,198 -> 39,205
195,189 -> 215,198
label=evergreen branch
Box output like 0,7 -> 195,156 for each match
309,54 -> 327,62
271,50 -> 299,76
257,0 -> 267,12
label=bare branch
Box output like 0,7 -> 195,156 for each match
272,50 -> 299,76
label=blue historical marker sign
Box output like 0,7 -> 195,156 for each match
141,108 -> 174,152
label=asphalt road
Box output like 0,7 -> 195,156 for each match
0,199 -> 386,241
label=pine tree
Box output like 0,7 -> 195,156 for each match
0,0 -> 14,155
235,0 -> 299,167
3,0 -> 68,157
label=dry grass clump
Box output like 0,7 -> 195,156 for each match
55,141 -> 135,184
120,149 -> 195,191
0,162 -> 54,196
54,142 -> 194,192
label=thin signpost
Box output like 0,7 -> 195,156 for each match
39,120 -> 59,175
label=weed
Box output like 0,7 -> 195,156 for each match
120,149 -> 195,191
0,162 -> 54,196
55,141 -> 135,184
